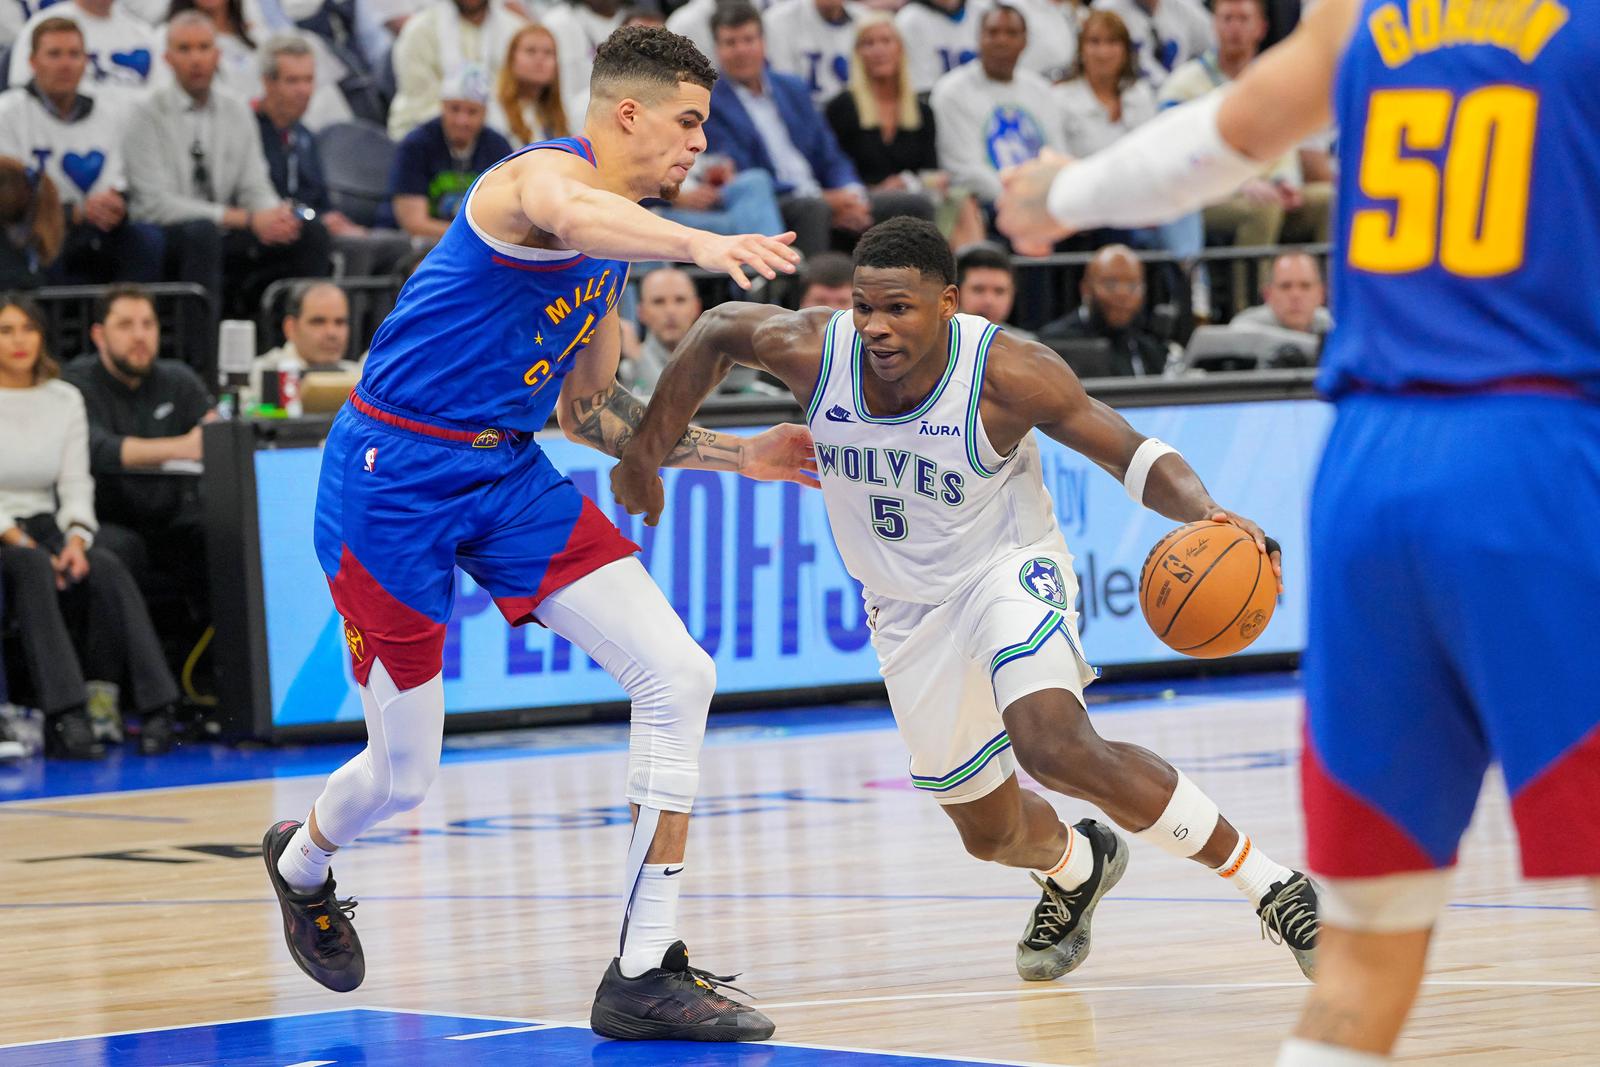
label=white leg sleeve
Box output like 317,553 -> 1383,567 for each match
535,557 -> 714,813
312,659 -> 445,847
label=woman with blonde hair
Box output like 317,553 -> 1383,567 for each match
489,23 -> 569,148
824,14 -> 982,248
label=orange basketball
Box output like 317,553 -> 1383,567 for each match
1139,522 -> 1276,658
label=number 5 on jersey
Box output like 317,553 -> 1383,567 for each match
870,495 -> 908,541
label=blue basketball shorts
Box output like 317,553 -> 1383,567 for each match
1303,390 -> 1600,879
311,388 -> 638,690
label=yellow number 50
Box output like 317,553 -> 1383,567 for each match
1350,86 -> 1538,279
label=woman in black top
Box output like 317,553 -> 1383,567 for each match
824,15 -> 983,247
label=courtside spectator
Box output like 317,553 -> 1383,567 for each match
1039,244 -> 1171,377
386,63 -> 510,240
249,279 -> 361,394
626,266 -> 699,395
6,0 -> 159,114
62,285 -> 212,619
1053,10 -> 1154,158
541,0 -> 624,131
895,0 -> 979,94
387,0 -> 525,139
654,155 -> 785,241
488,22 -> 567,146
763,0 -> 866,108
0,159 -> 63,288
0,292 -> 179,759
798,250 -> 853,310
1229,251 -> 1331,336
1090,0 -> 1211,86
125,13 -> 331,319
665,0 -> 775,63
930,5 -> 1065,209
956,242 -> 1034,339
1158,0 -> 1329,247
0,17 -> 163,283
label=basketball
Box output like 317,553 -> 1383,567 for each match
1139,522 -> 1276,659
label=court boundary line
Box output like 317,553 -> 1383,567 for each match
356,1006 -> 1080,1066
0,1008 -> 356,1050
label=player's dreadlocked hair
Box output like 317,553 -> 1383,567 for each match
853,217 -> 957,286
591,25 -> 717,104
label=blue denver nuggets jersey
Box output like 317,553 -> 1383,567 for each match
1319,2 -> 1600,398
359,137 -> 629,431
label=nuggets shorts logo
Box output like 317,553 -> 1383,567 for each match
343,620 -> 365,662
472,428 -> 502,449
1019,558 -> 1068,609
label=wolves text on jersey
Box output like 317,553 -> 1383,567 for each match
815,442 -> 965,506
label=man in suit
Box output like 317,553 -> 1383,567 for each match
704,0 -> 928,255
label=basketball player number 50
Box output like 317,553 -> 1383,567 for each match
1349,86 -> 1537,278
870,496 -> 908,541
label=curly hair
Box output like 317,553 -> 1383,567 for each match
591,25 -> 717,105
854,217 -> 956,287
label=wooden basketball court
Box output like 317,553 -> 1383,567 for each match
1,681 -> 1595,1065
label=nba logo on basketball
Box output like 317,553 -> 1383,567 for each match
363,447 -> 377,472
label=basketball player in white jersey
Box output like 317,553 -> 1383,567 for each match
613,216 -> 1320,982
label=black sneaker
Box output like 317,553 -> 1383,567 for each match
44,708 -> 104,760
262,820 -> 365,992
1016,818 -> 1129,981
138,709 -> 175,756
1258,872 -> 1319,980
591,941 -> 775,1042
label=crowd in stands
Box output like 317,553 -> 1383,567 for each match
1,0 -> 1329,761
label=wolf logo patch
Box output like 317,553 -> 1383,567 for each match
1020,558 -> 1068,608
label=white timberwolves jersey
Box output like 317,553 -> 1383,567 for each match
806,311 -> 1057,604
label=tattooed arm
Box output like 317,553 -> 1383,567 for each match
561,376 -> 748,471
557,309 -> 819,488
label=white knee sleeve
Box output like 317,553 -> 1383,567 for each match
536,558 -> 711,813
1319,870 -> 1453,933
1133,771 -> 1220,860
313,659 -> 445,846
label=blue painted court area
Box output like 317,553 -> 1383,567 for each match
0,1009 -> 1033,1067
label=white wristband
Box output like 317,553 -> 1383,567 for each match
1124,437 -> 1179,505
1046,90 -> 1264,230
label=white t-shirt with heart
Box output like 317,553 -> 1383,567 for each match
0,83 -> 125,205
7,0 -> 159,113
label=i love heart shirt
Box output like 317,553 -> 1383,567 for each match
0,83 -> 125,205
6,1 -> 158,109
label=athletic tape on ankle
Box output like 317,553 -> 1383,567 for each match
1132,771 -> 1219,860
1124,437 -> 1180,506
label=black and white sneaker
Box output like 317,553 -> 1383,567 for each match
591,941 -> 775,1042
1016,818 -> 1129,981
1257,872 -> 1319,980
262,820 -> 365,992
44,708 -> 103,760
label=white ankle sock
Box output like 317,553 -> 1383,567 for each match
1214,834 -> 1295,906
1034,824 -> 1095,891
619,863 -> 684,978
277,823 -> 336,895
1276,1038 -> 1387,1065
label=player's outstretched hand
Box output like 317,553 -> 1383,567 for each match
996,150 -> 1077,258
689,230 -> 801,290
611,453 -> 667,527
1209,510 -> 1284,594
740,424 -> 820,489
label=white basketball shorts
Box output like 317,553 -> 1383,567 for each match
866,534 -> 1099,806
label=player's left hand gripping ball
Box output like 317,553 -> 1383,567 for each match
996,150 -> 1076,258
740,424 -> 820,489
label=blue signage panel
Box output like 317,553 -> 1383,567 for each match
259,400 -> 1332,725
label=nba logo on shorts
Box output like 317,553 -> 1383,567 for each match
1020,558 -> 1068,608
364,447 -> 377,473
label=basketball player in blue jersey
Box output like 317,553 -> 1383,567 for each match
260,27 -> 815,1042
613,217 -> 1321,988
997,1 -> 1600,1062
